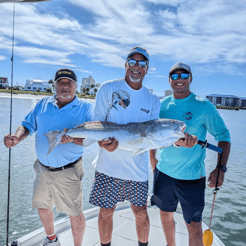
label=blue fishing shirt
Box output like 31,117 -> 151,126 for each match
157,92 -> 230,180
22,95 -> 93,167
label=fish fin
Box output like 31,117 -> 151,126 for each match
131,148 -> 147,156
83,138 -> 97,147
44,130 -> 62,156
128,137 -> 146,145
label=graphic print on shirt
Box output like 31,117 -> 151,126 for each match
112,90 -> 130,110
183,111 -> 193,121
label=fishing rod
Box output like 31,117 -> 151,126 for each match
197,140 -> 223,154
2,1 -> 51,245
6,3 -> 15,246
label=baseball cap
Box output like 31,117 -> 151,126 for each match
54,68 -> 77,83
169,62 -> 192,75
126,47 -> 149,64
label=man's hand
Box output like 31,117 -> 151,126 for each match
59,128 -> 84,145
175,133 -> 198,148
60,128 -> 73,144
207,168 -> 225,188
4,134 -> 20,148
98,137 -> 118,152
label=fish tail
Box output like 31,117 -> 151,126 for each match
44,130 -> 62,155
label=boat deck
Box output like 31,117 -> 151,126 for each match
12,202 -> 225,246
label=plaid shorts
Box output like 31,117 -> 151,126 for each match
89,171 -> 149,208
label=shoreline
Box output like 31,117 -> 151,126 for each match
0,92 -> 95,103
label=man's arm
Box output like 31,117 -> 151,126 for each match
149,149 -> 158,173
4,126 -> 30,148
94,83 -> 119,152
207,141 -> 231,188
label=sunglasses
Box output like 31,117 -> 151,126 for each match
170,73 -> 190,80
127,59 -> 148,68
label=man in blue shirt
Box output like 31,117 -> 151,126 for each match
149,62 -> 231,246
4,68 -> 93,246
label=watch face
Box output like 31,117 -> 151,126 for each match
221,166 -> 227,172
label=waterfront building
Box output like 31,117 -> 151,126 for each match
206,94 -> 240,107
0,77 -> 9,89
25,79 -> 52,92
81,76 -> 95,93
239,97 -> 246,107
165,89 -> 173,97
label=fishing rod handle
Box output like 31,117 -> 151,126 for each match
198,140 -> 223,154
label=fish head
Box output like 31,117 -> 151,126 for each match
153,119 -> 186,140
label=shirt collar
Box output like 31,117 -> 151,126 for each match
48,94 -> 79,108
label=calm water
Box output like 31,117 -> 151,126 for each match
0,96 -> 245,246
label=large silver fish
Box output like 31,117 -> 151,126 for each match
44,119 -> 186,156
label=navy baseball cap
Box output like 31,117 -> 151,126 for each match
126,47 -> 149,64
54,68 -> 77,83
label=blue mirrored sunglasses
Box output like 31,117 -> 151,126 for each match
170,73 -> 190,80
127,59 -> 148,68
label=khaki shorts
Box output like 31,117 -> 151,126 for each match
32,158 -> 84,216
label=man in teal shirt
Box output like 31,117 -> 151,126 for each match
150,62 -> 231,246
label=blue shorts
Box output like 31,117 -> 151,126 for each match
151,168 -> 205,224
89,171 -> 148,208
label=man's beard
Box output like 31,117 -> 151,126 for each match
129,75 -> 141,83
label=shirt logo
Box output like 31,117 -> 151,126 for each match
140,108 -> 149,113
112,90 -> 130,110
183,111 -> 193,121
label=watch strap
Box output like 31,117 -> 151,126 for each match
216,165 -> 227,172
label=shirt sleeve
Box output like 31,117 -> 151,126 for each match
21,100 -> 41,135
93,82 -> 112,121
150,96 -> 161,120
203,101 -> 231,142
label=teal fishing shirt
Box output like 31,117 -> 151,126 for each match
22,95 -> 93,168
157,92 -> 230,180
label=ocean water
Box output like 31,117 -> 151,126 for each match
0,96 -> 245,245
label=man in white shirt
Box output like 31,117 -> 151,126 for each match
89,47 -> 160,246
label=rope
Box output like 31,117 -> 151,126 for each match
6,3 -> 15,246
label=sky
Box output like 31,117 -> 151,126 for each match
0,0 -> 245,97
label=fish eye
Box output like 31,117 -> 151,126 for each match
171,120 -> 175,123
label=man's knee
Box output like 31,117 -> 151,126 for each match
131,204 -> 148,220
70,213 -> 85,225
99,206 -> 116,219
159,210 -> 174,221
186,221 -> 202,235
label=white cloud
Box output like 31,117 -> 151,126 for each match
0,0 -> 245,74
0,55 -> 5,60
145,0 -> 186,6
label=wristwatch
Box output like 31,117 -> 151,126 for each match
216,165 -> 227,172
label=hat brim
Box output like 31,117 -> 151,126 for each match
55,77 -> 77,83
169,67 -> 191,75
127,50 -> 149,63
